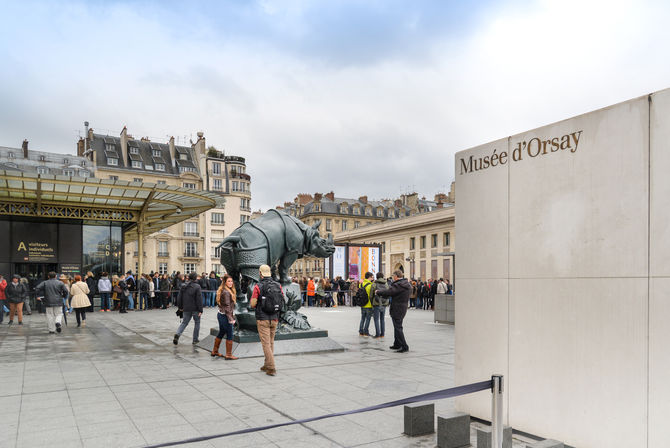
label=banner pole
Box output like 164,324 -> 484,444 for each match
491,374 -> 504,448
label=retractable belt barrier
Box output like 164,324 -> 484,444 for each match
144,378 -> 497,448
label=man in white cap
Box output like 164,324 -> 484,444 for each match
250,264 -> 283,376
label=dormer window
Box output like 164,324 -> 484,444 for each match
63,169 -> 75,176
314,203 -> 321,212
339,204 -> 348,214
79,170 -> 90,178
365,206 -> 372,216
353,206 -> 360,215
129,147 -> 140,155
80,161 -> 86,167
105,144 -> 114,151
131,160 -> 143,169
39,155 -> 46,162
8,152 -> 14,158
155,163 -> 165,171
37,166 -> 48,174
377,208 -> 383,217
63,158 -> 69,165
180,154 -> 188,160
152,149 -> 161,157
108,158 -> 118,166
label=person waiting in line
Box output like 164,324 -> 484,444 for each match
69,275 -> 91,328
409,280 -> 417,308
375,270 -> 412,353
348,277 -> 358,307
172,272 -> 183,306
98,272 -> 112,312
160,274 -> 171,309
358,272 -> 374,336
208,272 -> 219,309
436,278 -> 448,295
117,274 -> 129,313
125,270 -> 136,310
371,272 -> 389,339
306,277 -> 316,307
35,272 -> 69,334
111,275 -> 120,311
152,273 -> 161,309
137,273 -> 149,310
20,277 -> 32,315
315,278 -> 326,307
85,271 -> 97,313
211,274 -> 238,360
5,275 -> 27,325
324,278 -> 334,307
173,272 -> 203,346
0,275 -> 6,324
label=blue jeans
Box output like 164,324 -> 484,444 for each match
216,312 -> 234,340
176,311 -> 201,340
139,292 -> 148,310
127,293 -> 134,310
359,308 -> 373,334
373,306 -> 386,337
100,292 -> 110,310
208,292 -> 216,307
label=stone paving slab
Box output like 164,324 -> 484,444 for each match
0,306 -> 540,447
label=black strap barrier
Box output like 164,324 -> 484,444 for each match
143,379 -> 493,448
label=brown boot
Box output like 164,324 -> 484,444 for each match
211,337 -> 224,357
224,340 -> 238,360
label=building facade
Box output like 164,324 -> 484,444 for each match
80,125 -> 251,275
334,205 -> 455,283
278,190 -> 452,279
1,140 -> 95,178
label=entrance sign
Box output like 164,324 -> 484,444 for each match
455,90 -> 670,448
11,222 -> 57,262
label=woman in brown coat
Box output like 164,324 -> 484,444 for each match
69,274 -> 91,327
211,275 -> 238,360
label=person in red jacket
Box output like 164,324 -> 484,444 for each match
0,275 -> 7,324
306,277 -> 316,307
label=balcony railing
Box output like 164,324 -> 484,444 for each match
210,220 -> 225,225
229,172 -> 251,181
182,252 -> 200,258
183,232 -> 199,237
157,252 -> 169,257
239,206 -> 251,212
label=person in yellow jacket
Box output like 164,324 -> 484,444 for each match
358,272 -> 374,336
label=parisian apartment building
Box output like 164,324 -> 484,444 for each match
277,187 -> 454,279
78,124 -> 251,276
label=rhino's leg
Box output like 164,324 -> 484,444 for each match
278,253 -> 298,285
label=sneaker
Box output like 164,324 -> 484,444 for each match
389,345 -> 400,350
397,347 -> 409,353
265,369 -> 276,376
56,323 -> 62,333
173,334 -> 180,345
18,322 -> 23,325
99,310 -> 105,312
372,335 -> 381,339
192,339 -> 200,345
82,321 -> 86,327
8,321 -> 13,325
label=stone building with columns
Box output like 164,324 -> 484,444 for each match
277,188 -> 453,279
78,124 -> 252,275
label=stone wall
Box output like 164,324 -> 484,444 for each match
455,88 -> 670,447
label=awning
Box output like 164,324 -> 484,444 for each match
0,170 -> 224,241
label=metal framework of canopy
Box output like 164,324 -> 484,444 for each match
0,170 -> 224,273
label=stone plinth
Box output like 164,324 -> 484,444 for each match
476,425 -> 512,448
403,402 -> 434,436
437,412 -> 470,448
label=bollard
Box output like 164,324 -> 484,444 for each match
403,402 -> 435,436
491,375 -> 503,448
436,412 -> 470,448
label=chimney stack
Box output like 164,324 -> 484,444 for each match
325,191 -> 335,201
22,140 -> 29,158
84,121 -> 89,151
314,193 -> 323,202
358,195 -> 368,204
169,136 -> 176,166
120,126 -> 128,167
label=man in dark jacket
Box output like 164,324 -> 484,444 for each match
5,275 -> 28,325
35,272 -> 69,334
375,270 -> 412,353
173,272 -> 203,345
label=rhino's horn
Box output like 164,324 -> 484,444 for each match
311,221 -> 321,230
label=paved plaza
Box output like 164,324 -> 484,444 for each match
0,306 -> 531,448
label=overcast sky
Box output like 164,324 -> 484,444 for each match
1,0 -> 669,211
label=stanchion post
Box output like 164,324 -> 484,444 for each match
491,374 -> 504,448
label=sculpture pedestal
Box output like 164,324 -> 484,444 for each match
196,326 -> 344,358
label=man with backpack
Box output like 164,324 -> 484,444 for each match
356,272 -> 374,336
250,265 -> 283,376
371,272 -> 389,339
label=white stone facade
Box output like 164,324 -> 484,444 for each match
455,89 -> 670,447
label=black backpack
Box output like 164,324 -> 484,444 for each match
260,280 -> 284,315
354,286 -> 369,307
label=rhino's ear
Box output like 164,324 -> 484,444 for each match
311,221 -> 321,230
